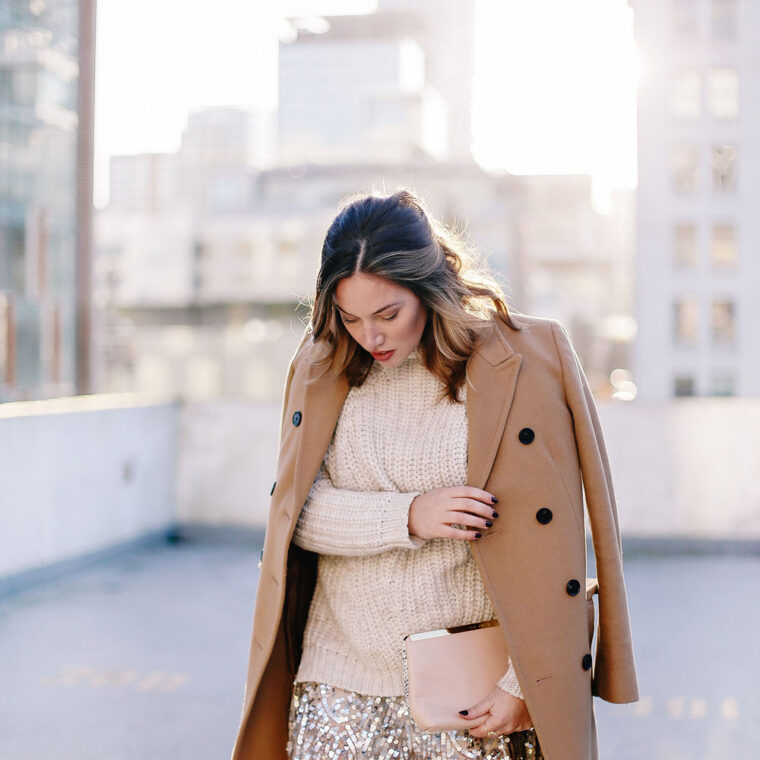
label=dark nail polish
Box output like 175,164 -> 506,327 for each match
492,511 -> 499,519
485,520 -> 492,528
459,709 -> 469,715
491,496 -> 498,504
474,532 -> 482,539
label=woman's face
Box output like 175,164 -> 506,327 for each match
333,273 -> 428,367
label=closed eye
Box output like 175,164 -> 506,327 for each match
341,313 -> 398,325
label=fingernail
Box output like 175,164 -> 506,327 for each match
491,496 -> 498,504
474,532 -> 482,539
459,709 -> 468,715
492,511 -> 499,518
485,520 -> 493,528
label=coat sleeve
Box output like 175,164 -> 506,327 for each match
550,320 -> 640,704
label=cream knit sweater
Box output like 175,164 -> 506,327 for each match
292,345 -> 523,700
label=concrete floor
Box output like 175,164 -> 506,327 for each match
0,537 -> 757,759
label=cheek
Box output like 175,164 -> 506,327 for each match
400,312 -> 423,338
345,323 -> 362,342
410,306 -> 426,333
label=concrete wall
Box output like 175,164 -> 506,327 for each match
176,396 -> 760,540
175,400 -> 281,528
0,394 -> 180,579
2,393 -> 760,582
600,398 -> 760,538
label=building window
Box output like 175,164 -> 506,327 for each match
671,143 -> 699,193
711,368 -> 735,396
673,0 -> 699,39
712,0 -> 737,40
674,375 -> 696,396
707,68 -> 738,119
711,299 -> 736,343
712,144 -> 737,192
671,70 -> 701,119
673,224 -> 698,267
712,224 -> 737,267
673,296 -> 699,344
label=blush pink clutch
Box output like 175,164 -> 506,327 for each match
402,619 -> 510,732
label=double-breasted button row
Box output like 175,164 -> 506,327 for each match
519,422 -> 590,673
524,431 -> 552,527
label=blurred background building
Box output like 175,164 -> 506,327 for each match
0,0 -> 95,402
89,1 -> 633,404
632,0 -> 759,398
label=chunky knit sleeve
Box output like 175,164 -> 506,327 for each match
292,455 -> 426,557
496,658 -> 524,699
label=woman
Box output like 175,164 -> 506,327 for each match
230,189 -> 639,760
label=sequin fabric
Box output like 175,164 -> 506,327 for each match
287,681 -> 543,760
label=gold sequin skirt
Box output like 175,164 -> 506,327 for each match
287,681 -> 543,760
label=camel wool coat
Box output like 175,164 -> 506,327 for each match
229,312 -> 639,760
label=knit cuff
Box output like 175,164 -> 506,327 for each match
379,491 -> 425,550
496,659 -> 524,700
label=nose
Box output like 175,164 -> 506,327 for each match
365,325 -> 384,350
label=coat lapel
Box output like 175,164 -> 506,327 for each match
289,324 -> 523,526
465,328 -> 523,489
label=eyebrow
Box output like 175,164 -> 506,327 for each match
334,301 -> 402,317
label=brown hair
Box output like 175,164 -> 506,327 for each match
307,187 -> 523,403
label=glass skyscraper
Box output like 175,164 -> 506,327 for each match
0,0 -> 94,401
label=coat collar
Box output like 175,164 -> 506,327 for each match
291,322 -> 523,521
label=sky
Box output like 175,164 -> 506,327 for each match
94,0 -> 638,208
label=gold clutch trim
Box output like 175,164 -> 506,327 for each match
404,618 -> 500,642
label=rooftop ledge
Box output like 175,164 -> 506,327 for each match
0,392 -> 182,419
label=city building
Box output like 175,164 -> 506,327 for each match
514,176 -> 635,392
95,154 -> 519,403
631,0 -> 760,397
375,0 -> 476,162
0,0 -> 96,401
278,10 -> 449,165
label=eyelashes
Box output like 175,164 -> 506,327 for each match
342,313 -> 398,325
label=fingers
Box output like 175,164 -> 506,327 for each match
445,509 -> 494,532
459,696 -> 492,721
466,714 -> 500,738
440,525 -> 482,541
461,688 -> 533,738
453,496 -> 499,522
449,486 -> 499,508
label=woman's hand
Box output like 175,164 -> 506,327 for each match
408,486 -> 498,540
459,686 -> 533,737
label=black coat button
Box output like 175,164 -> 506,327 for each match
518,427 -> 535,444
270,481 -> 276,495
536,507 -> 553,524
582,653 -> 593,671
566,579 -> 581,596
292,411 -> 302,426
